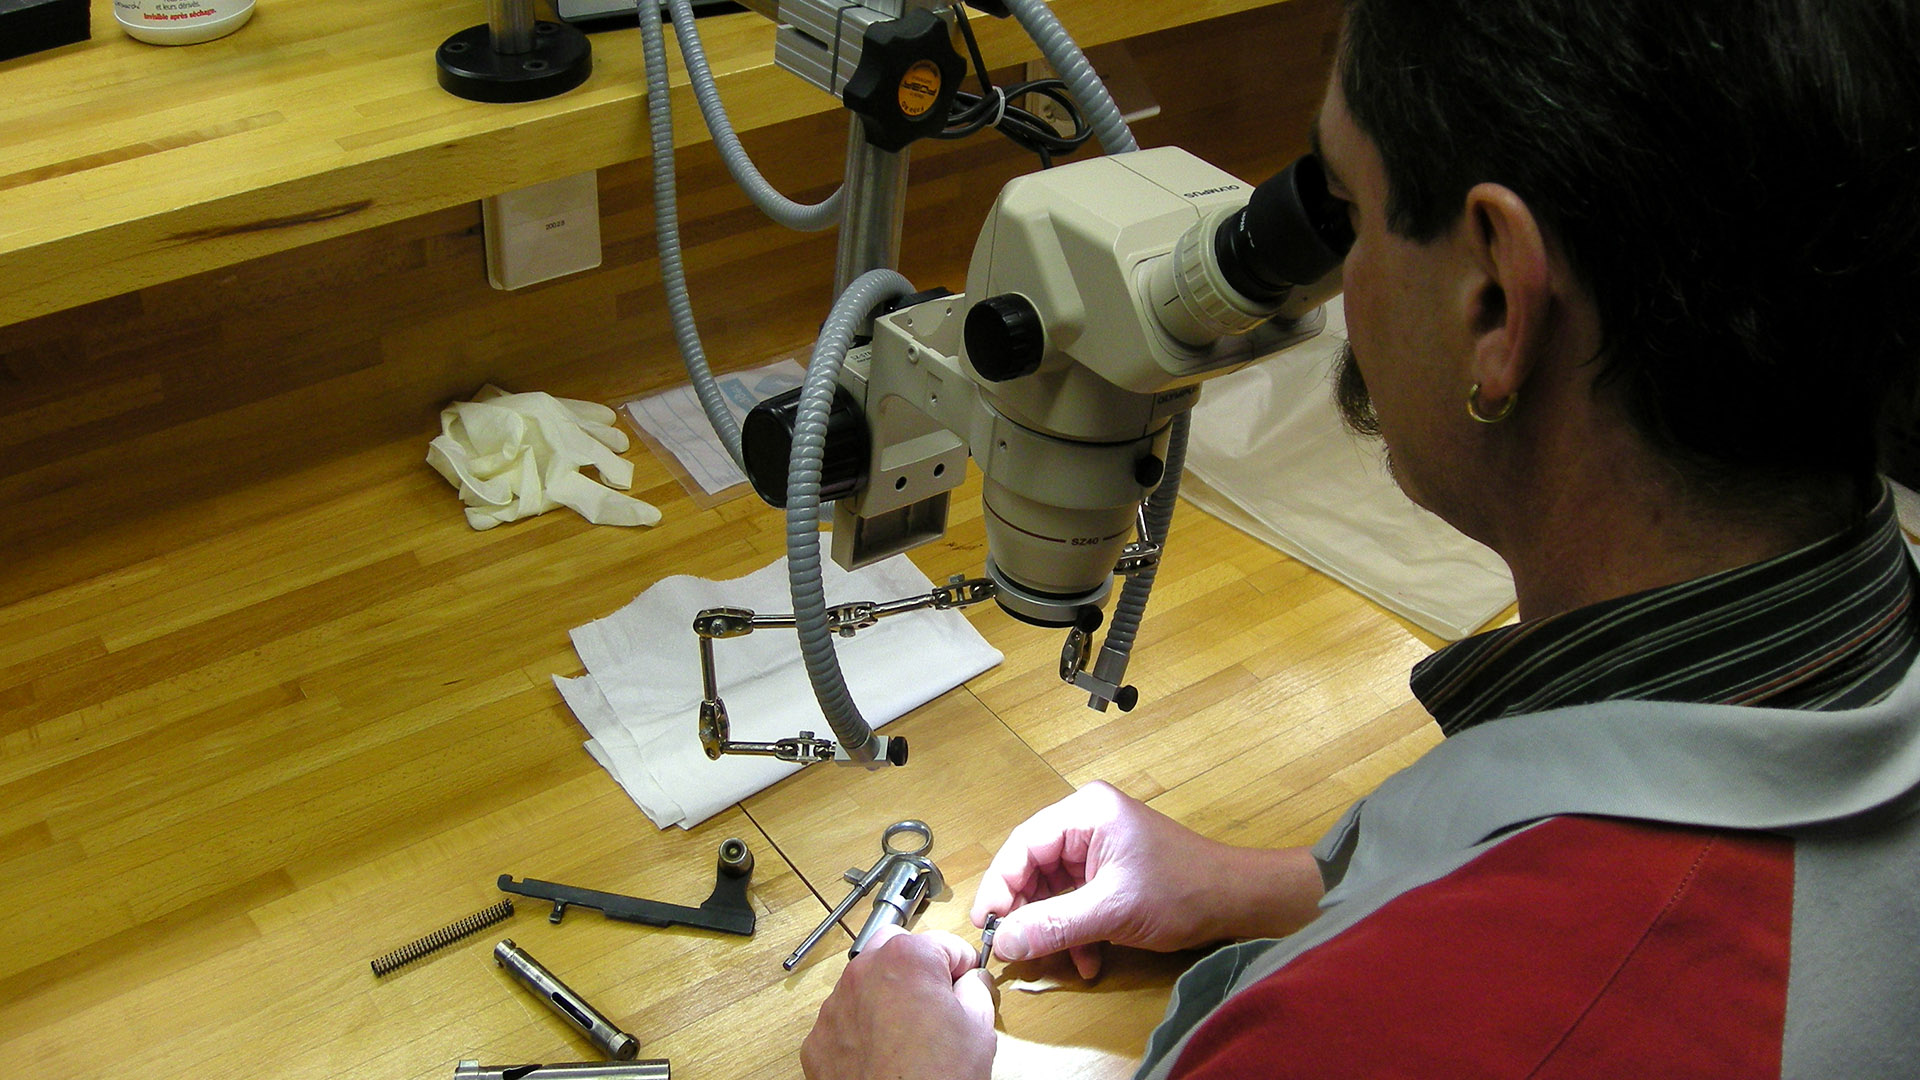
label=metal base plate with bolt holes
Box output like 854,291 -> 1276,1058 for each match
437,21 -> 593,103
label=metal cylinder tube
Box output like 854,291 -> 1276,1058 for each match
494,940 -> 639,1061
455,1061 -> 670,1080
833,118 -> 910,294
488,0 -> 536,53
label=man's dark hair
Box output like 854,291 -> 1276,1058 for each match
1338,0 -> 1920,512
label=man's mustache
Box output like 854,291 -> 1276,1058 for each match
1335,340 -> 1382,438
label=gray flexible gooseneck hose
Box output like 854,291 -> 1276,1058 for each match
640,0 -> 746,469
1002,0 -> 1138,157
783,269 -> 916,760
1091,412 -> 1189,700
666,0 -> 844,231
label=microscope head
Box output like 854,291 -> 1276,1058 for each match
951,147 -> 1350,623
759,147 -> 1350,627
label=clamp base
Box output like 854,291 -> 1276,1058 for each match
437,21 -> 593,103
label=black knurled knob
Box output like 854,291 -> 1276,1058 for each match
1135,455 -> 1166,488
964,293 -> 1046,382
840,8 -> 966,153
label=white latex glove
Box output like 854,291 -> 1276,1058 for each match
426,384 -> 663,530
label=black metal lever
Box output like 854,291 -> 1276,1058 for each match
499,837 -> 756,937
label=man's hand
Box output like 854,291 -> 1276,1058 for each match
801,925 -> 996,1080
972,781 -> 1326,979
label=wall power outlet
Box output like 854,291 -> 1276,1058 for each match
482,171 -> 603,291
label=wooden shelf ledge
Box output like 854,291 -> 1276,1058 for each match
0,0 -> 1283,329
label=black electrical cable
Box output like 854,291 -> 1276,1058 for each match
938,6 -> 1093,167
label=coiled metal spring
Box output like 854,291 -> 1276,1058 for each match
370,899 -> 515,976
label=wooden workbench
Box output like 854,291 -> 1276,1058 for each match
0,0 -> 1302,329
0,2 -> 1449,1078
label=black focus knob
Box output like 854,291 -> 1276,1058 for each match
840,8 -> 966,153
964,293 -> 1046,382
741,385 -> 870,509
1135,455 -> 1166,488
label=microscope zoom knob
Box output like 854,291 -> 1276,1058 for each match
964,294 -> 1046,382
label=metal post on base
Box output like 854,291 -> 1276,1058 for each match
437,0 -> 593,103
833,115 -> 911,295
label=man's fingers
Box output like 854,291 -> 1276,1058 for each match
971,785 -> 1117,924
991,876 -> 1117,962
972,811 -> 1074,922
866,928 -> 985,982
953,967 -> 997,1031
922,929 -> 989,979
1069,942 -> 1103,981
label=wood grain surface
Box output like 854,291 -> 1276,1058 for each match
0,0 -> 1289,327
0,3 -> 1464,1078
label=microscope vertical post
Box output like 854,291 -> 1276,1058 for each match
834,124 -> 911,293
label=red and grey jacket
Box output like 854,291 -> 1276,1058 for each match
1134,657 -> 1920,1080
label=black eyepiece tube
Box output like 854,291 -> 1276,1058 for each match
1213,154 -> 1354,304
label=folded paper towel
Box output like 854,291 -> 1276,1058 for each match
556,554 -> 1003,829
427,384 -> 663,531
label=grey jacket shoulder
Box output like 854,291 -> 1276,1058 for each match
1137,657 -> 1920,1080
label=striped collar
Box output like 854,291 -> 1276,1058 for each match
1412,483 -> 1920,736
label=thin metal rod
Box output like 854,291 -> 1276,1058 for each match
489,0 -> 536,54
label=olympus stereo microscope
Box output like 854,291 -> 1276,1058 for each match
698,145 -> 1351,766
648,0 -> 1352,770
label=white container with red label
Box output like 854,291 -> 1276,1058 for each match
113,0 -> 255,45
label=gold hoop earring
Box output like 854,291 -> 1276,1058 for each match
1467,382 -> 1518,424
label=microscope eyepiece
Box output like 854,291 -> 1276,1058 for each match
1214,153 -> 1353,304
1148,152 -> 1350,348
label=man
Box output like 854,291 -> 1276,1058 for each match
802,0 -> 1920,1076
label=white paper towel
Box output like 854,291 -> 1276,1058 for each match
1182,298 -> 1516,640
427,384 -> 663,531
557,554 -> 1003,829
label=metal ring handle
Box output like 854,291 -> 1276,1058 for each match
882,819 -> 933,856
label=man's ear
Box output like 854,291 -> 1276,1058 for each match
1459,183 -> 1552,403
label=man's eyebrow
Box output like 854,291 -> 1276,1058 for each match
1308,118 -> 1350,195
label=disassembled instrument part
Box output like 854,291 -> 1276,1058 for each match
786,819 -> 945,970
498,838 -> 756,936
495,939 -> 640,1061
978,913 -> 1001,969
371,899 -> 516,976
